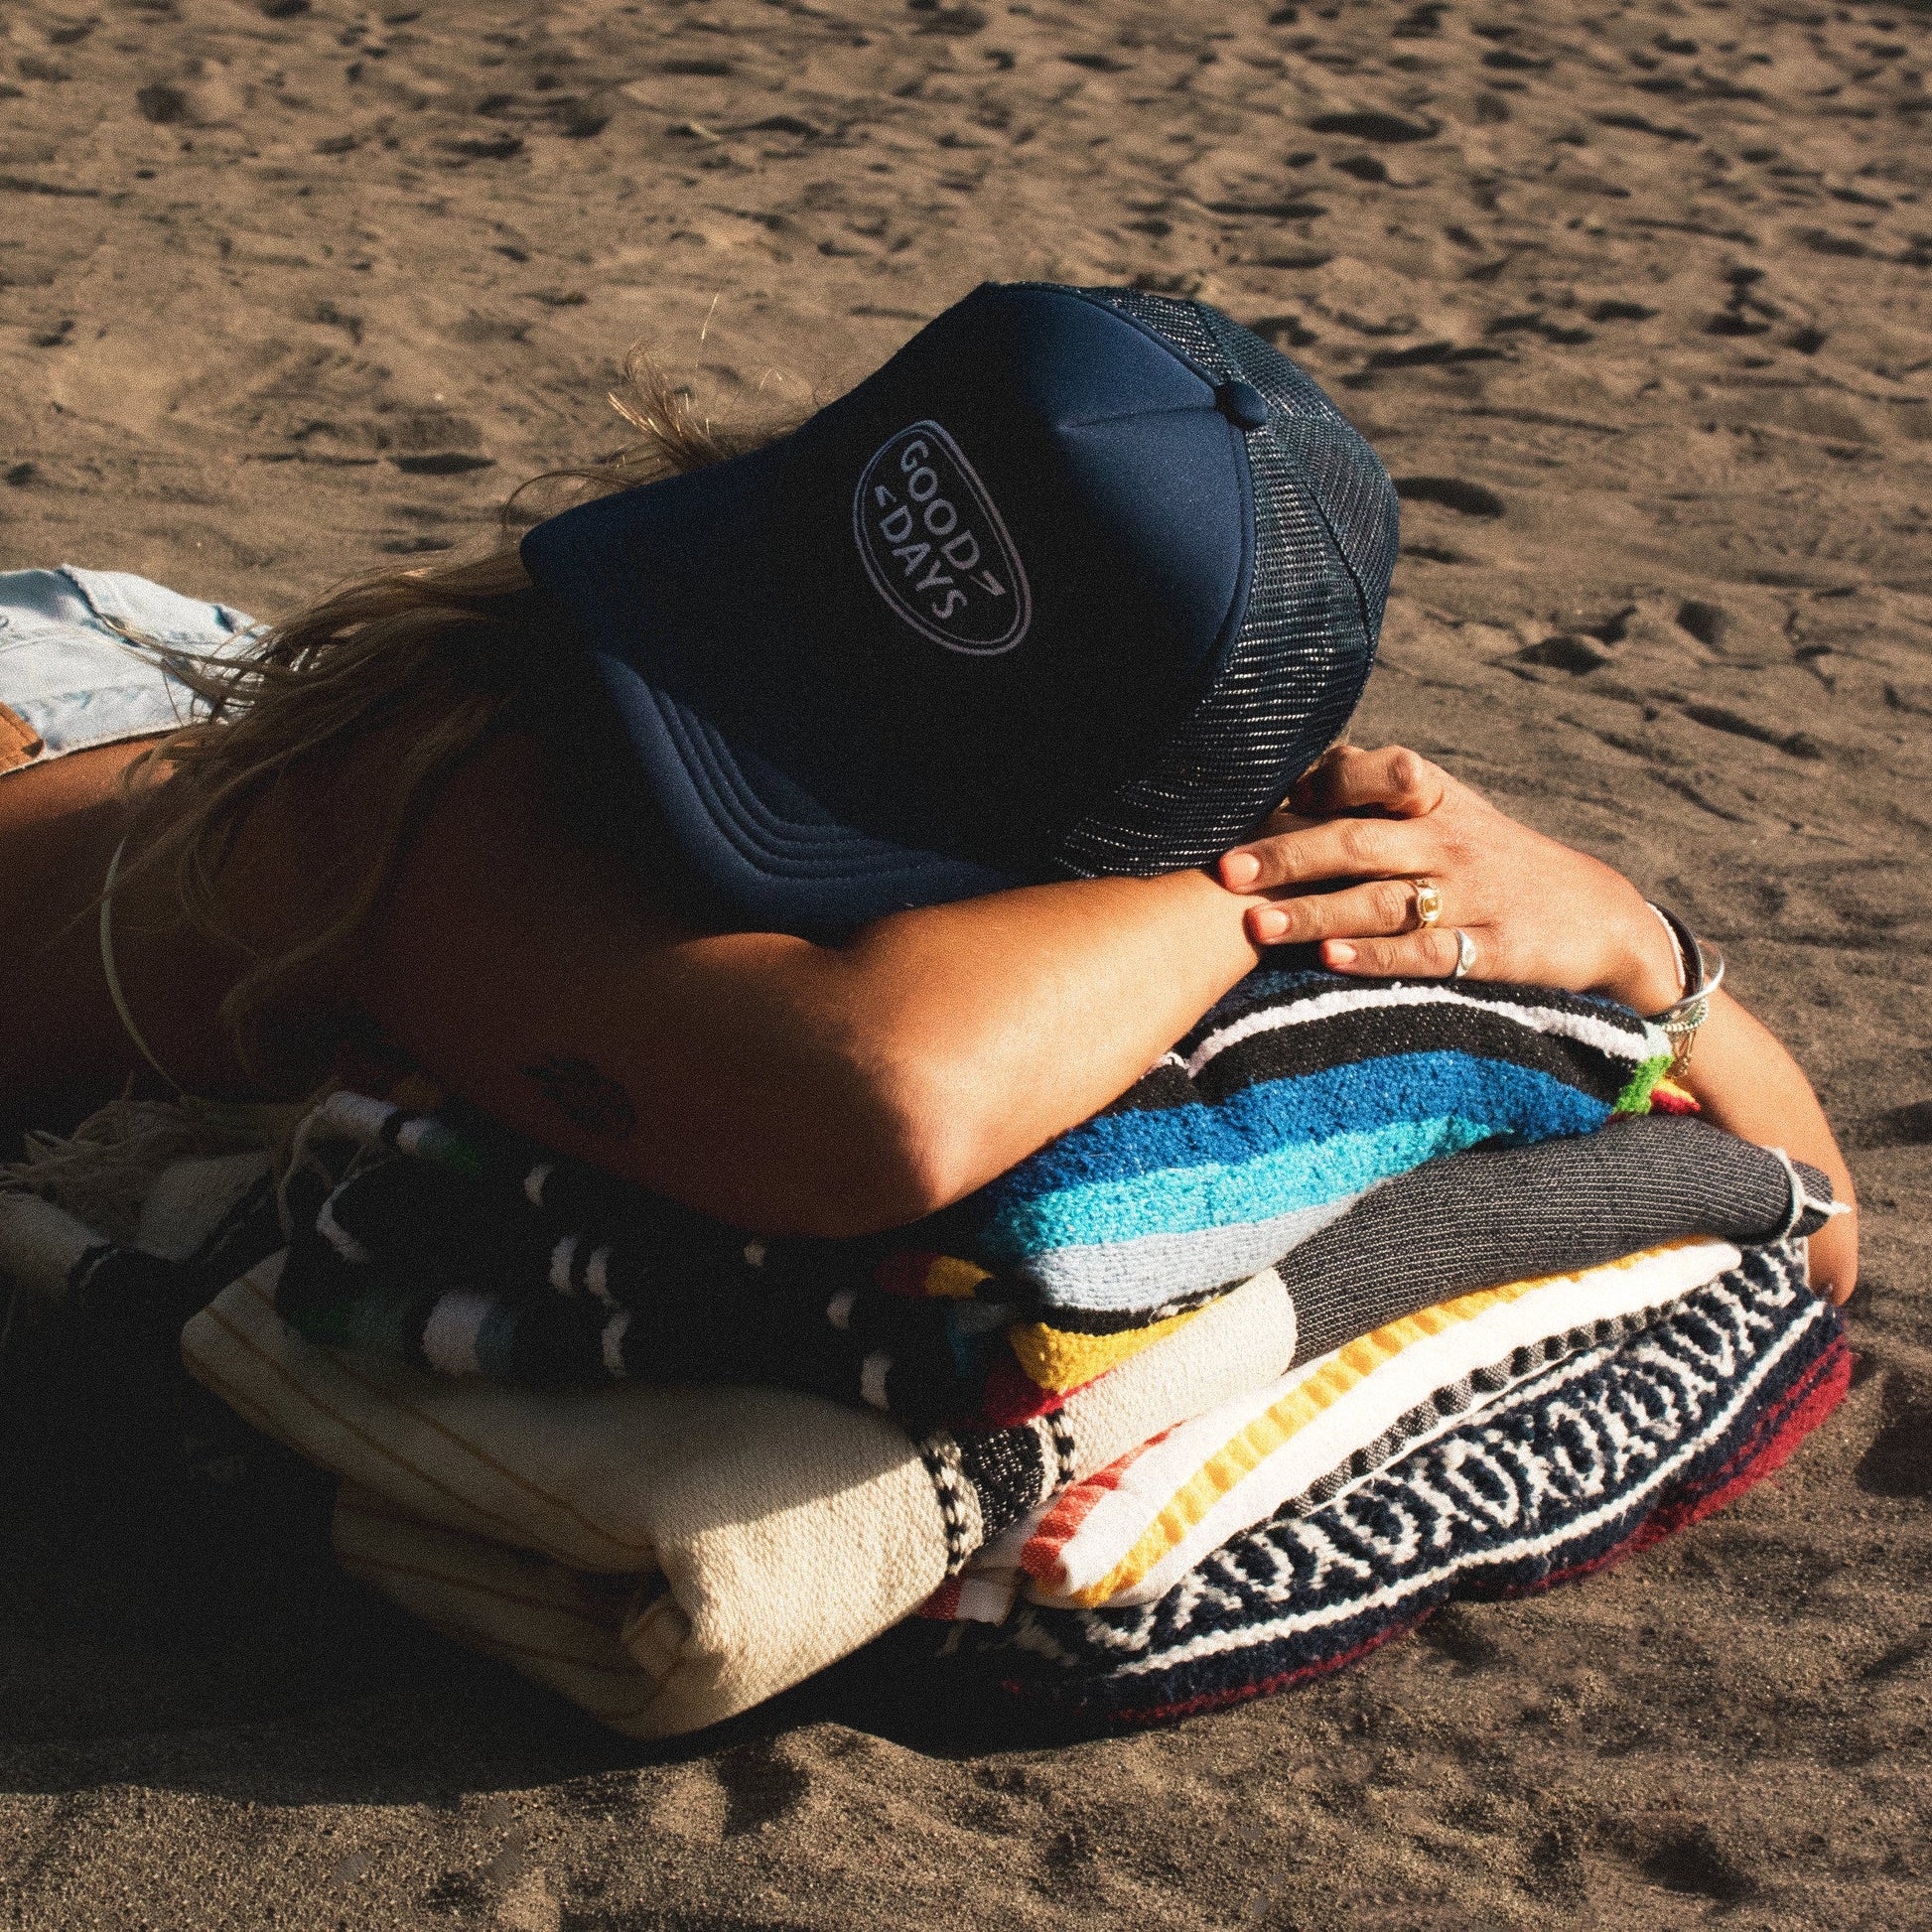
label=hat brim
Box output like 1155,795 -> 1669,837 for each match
595,654 -> 1025,938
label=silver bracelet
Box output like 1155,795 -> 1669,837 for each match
1644,902 -> 1725,1078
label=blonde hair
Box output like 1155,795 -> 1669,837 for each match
114,355 -> 792,1069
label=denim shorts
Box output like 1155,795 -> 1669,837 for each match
0,566 -> 255,776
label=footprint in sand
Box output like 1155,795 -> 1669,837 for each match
1676,599 -> 1728,647
1307,110 -> 1440,144
1393,476 -> 1506,517
1856,1370 -> 1932,1499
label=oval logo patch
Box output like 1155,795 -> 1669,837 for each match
852,420 -> 1032,656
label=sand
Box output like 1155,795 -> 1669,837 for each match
2,0 -> 1929,1924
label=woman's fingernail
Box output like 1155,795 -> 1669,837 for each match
1223,852 -> 1261,889
1327,942 -> 1357,966
1253,906 -> 1290,939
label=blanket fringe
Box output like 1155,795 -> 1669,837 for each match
1,1095 -> 230,1245
1,1084 -> 332,1243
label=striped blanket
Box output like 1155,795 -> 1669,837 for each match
935,1238 -> 1742,1619
277,969 -> 1672,1423
897,1242 -> 1850,1736
952,970 -> 1669,1312
0,1124 -> 1837,1742
173,1228 -> 1842,1741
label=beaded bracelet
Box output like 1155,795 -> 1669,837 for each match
1645,901 -> 1725,1078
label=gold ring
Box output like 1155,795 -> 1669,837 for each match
1412,879 -> 1444,930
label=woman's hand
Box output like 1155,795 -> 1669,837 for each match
1218,743 -> 1682,1011
1220,743 -> 1860,1307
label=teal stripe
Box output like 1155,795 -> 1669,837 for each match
987,1052 -> 1615,1206
977,1115 -> 1509,1264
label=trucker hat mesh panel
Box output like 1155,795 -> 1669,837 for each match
1053,289 -> 1398,877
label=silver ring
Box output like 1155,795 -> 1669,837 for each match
1449,927 -> 1477,980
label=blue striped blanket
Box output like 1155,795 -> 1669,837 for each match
946,970 -> 1669,1312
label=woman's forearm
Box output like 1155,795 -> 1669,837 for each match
357,732 -> 1271,1237
534,865 -> 1267,1234
1582,911 -> 1858,1303
807,866 -> 1267,1212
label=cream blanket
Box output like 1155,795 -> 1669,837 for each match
181,1254 -> 1296,1736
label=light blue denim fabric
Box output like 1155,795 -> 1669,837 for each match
0,566 -> 256,770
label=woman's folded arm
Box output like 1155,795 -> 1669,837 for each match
353,730 -> 1267,1236
1666,989 -> 1858,1303
352,728 -> 1857,1293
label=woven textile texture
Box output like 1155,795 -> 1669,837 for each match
903,1244 -> 1848,1736
181,1257 -> 1299,1737
276,968 -> 1670,1418
936,1236 -> 1745,1618
957,969 -> 1667,1311
1277,1111 -> 1834,1363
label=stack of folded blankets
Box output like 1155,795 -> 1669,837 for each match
0,968 -> 1850,1738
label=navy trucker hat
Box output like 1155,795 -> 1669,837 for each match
521,282 -> 1399,936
